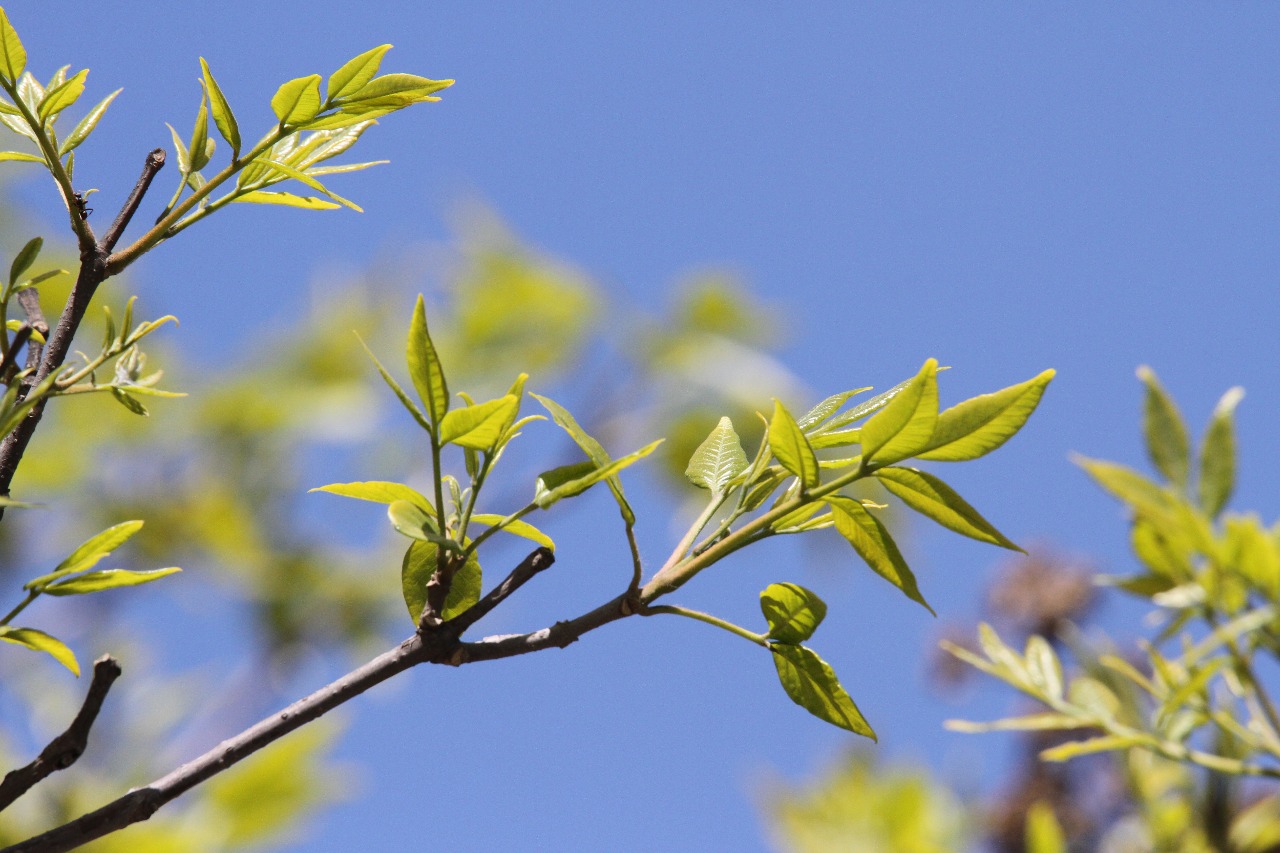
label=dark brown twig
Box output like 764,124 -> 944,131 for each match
445,546 -> 555,634
15,289 -> 48,374
0,656 -> 122,812
102,149 -> 165,255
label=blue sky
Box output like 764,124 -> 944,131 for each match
10,3 -> 1280,850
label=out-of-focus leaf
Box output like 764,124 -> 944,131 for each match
1023,635 -> 1064,701
271,74 -> 323,125
917,369 -> 1054,462
44,567 -> 181,596
1199,386 -> 1243,518
310,481 -> 432,511
769,400 -> 820,489
439,394 -> 519,451
1024,801 -> 1067,853
760,582 -> 827,644
0,626 -> 78,676
686,416 -> 748,495
827,495 -> 933,614
1039,734 -> 1146,762
199,58 -> 240,155
859,360 -> 939,466
407,294 -> 449,427
875,466 -> 1020,550
111,387 -> 148,416
1137,365 -> 1191,489
25,519 -> 144,589
1075,456 -> 1172,518
770,643 -> 875,738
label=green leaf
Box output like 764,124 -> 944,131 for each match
188,81 -> 212,172
310,481 -> 432,511
166,121 -> 190,174
532,393 -> 637,524
9,235 -> 40,287
533,440 -> 662,509
386,499 -> 440,540
875,466 -> 1020,550
58,87 -> 120,155
760,582 -> 827,644
1075,456 -> 1173,518
685,416 -> 748,495
819,376 -> 915,432
828,496 -> 933,614
439,395 -> 520,451
271,74 -> 323,126
326,45 -> 392,102
534,460 -> 596,495
1136,365 -> 1191,488
44,567 -> 181,596
0,626 -> 78,676
770,643 -> 875,738
1199,386 -> 1243,518
26,520 -> 145,589
0,9 -> 25,85
199,58 -> 240,155
407,294 -> 449,427
768,400 -> 820,489
336,73 -> 453,106
231,190 -> 341,210
400,540 -> 481,624
111,387 -> 148,416
470,514 -> 555,552
797,387 -> 872,431
36,68 -> 88,123
917,369 -> 1055,462
1025,801 -> 1067,853
256,158 -> 363,212
0,150 -> 42,163
860,360 -> 939,466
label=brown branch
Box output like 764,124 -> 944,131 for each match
102,149 -> 165,256
443,546 -> 554,634
0,656 -> 122,812
6,584 -> 637,852
15,289 -> 48,374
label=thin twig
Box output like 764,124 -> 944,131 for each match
0,656 -> 122,812
15,289 -> 48,373
101,150 -> 165,254
446,546 -> 554,634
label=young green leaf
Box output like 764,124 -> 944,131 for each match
828,496 -> 934,614
271,74 -> 323,126
797,387 -> 872,431
818,377 -> 914,432
0,626 -> 78,676
1074,456 -> 1173,519
469,514 -> 555,552
327,45 -> 392,102
166,122 -> 191,174
875,466 -> 1020,550
232,191 -> 341,210
188,81 -> 212,172
400,541 -> 481,624
0,150 -> 42,163
310,481 -> 433,511
407,294 -> 449,427
1024,801 -> 1067,853
770,643 -> 875,738
1137,366 -> 1190,489
58,87 -> 121,155
36,68 -> 88,123
768,400 -> 820,489
9,235 -> 40,287
533,460 -> 596,496
0,9 -> 25,85
439,395 -> 520,451
386,499 -> 440,540
1198,386 -> 1243,518
199,58 -> 240,155
760,582 -> 827,644
336,73 -> 452,106
533,440 -> 662,509
685,416 -> 748,495
24,520 -> 144,590
255,159 -> 363,211
532,393 -> 636,524
44,567 -> 181,596
859,360 -> 939,466
916,369 -> 1055,462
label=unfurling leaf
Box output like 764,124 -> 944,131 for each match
828,496 -> 934,614
200,58 -> 240,155
0,626 -> 78,676
770,643 -> 875,738
797,387 -> 872,431
686,416 -> 748,495
768,401 -> 820,489
1199,386 -> 1243,518
407,294 -> 449,427
439,395 -> 520,451
760,582 -> 827,644
917,369 -> 1054,462
860,360 -> 939,466
401,541 -> 481,624
1137,366 -> 1190,489
875,466 -> 1020,550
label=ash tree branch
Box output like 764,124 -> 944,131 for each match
0,656 -> 122,813
6,561 -> 638,853
15,290 -> 48,374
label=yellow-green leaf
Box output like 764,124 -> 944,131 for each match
760,582 -> 827,644
860,359 -> 939,466
407,294 -> 449,427
200,58 -> 240,154
36,68 -> 88,123
310,481 -> 433,512
917,369 -> 1054,462
0,626 -> 78,676
188,80 -> 212,172
1025,801 -> 1067,853
532,393 -> 636,524
400,540 -> 480,624
270,74 -> 323,125
439,395 -> 520,451
770,643 -> 875,738
327,45 -> 392,102
828,496 -> 933,614
0,9 -> 26,84
875,466 -> 1020,550
1137,365 -> 1190,488
232,191 -> 340,210
686,416 -> 748,494
1199,386 -> 1243,518
0,150 -> 42,163
25,520 -> 144,590
58,87 -> 120,155
470,514 -> 555,552
44,567 -> 181,596
768,400 -> 820,489
256,158 -> 363,212
533,440 -> 662,509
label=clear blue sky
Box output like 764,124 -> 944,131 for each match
11,3 -> 1280,851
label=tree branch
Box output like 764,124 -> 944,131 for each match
0,656 -> 122,813
15,289 -> 48,374
443,546 -> 554,635
102,150 -> 165,254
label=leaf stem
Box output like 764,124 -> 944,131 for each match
1,590 -> 37,626
641,604 -> 768,647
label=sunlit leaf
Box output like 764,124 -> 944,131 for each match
1023,635 -> 1063,701
58,87 -> 120,155
533,440 -> 662,509
439,394 -> 519,451
819,376 -> 915,432
769,400 -> 820,489
0,9 -> 25,84
407,294 -> 449,427
1199,386 -> 1243,518
685,416 -> 748,495
760,583 -> 827,644
232,190 -> 341,210
36,68 -> 87,123
9,235 -> 40,287
44,567 -> 181,596
532,393 -> 636,524
827,496 -> 933,614
200,57 -> 240,155
1074,456 -> 1173,519
326,45 -> 392,102
386,499 -> 439,540
111,387 -> 148,416
310,481 -> 433,512
271,74 -> 323,125
166,121 -> 190,174
1024,801 -> 1067,853
770,643 -> 875,738
188,80 -> 212,172
1039,735 -> 1146,762
0,150 -> 41,163
470,514 -> 555,552
859,360 -> 938,466
875,466 -> 1020,550
797,387 -> 872,431
256,158 -> 363,212
400,540 -> 481,624
24,519 -> 144,590
917,369 -> 1054,462
0,626 -> 78,676
337,73 -> 453,106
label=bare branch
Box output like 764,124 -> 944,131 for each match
102,149 -> 165,255
0,656 -> 122,812
445,546 -> 554,634
15,289 -> 48,374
